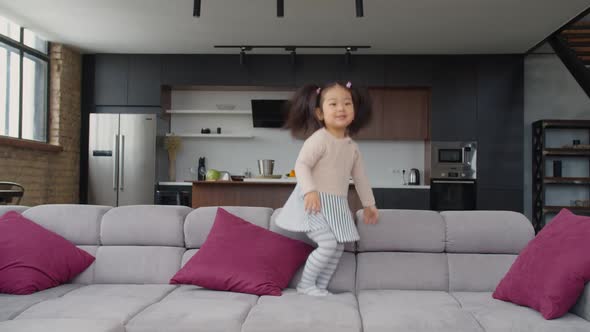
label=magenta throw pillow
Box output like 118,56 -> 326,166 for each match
493,208 -> 590,319
170,208 -> 313,296
0,211 -> 95,295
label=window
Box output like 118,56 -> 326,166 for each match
0,16 -> 49,142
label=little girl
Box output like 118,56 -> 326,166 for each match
276,81 -> 379,296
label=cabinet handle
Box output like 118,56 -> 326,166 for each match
113,135 -> 119,190
119,135 -> 125,191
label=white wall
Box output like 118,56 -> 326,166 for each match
524,53 -> 590,223
169,90 -> 426,188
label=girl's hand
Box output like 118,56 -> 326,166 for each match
304,191 -> 321,214
363,205 -> 379,224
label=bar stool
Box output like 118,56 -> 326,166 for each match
0,182 -> 25,205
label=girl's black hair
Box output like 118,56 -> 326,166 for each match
282,81 -> 372,137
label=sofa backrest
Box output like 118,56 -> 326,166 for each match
442,210 -> 534,292
3,204 -> 535,294
355,209 -> 448,291
355,209 -> 534,292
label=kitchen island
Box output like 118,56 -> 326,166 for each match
190,179 -> 366,212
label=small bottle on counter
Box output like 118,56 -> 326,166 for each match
197,157 -> 206,181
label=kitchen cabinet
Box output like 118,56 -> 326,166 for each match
162,54 -> 249,86
430,57 -> 477,141
476,56 -> 523,190
128,55 -> 162,106
94,54 -> 128,105
355,89 -> 384,139
375,188 -> 430,210
341,55 -> 385,87
247,55 -> 295,87
385,55 -> 434,87
295,55 -> 344,86
476,188 -> 523,212
356,88 -> 430,140
94,54 -> 163,106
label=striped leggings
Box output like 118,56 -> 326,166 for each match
297,223 -> 345,292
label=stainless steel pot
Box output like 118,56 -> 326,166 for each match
257,160 -> 275,176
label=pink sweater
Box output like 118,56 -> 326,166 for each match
294,127 -> 376,208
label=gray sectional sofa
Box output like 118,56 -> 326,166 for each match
0,204 -> 588,332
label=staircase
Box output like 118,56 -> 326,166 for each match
548,20 -> 590,98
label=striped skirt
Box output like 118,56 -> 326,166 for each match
275,184 -> 360,243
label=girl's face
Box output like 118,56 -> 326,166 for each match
316,85 -> 355,131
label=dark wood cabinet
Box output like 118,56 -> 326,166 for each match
127,55 -> 162,106
356,88 -> 430,140
355,89 -> 384,139
94,54 -> 128,105
382,88 -> 430,140
375,188 -> 430,210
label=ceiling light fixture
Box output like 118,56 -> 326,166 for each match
193,0 -> 201,17
345,47 -> 353,65
214,46 -> 370,65
355,0 -> 363,17
277,0 -> 284,17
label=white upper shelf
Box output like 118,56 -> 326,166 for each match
166,110 -> 252,115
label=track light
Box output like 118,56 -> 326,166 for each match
239,47 -> 246,65
287,47 -> 296,65
193,0 -> 201,17
345,47 -> 352,65
277,0 -> 284,17
355,0 -> 363,17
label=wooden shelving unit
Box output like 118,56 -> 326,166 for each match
532,119 -> 590,232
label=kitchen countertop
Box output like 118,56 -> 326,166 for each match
159,180 -> 429,189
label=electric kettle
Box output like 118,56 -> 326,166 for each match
408,168 -> 420,185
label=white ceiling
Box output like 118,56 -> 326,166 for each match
0,0 -> 588,54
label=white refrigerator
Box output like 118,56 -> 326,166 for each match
88,113 -> 156,206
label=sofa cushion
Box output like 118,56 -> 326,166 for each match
356,252 -> 448,291
171,208 -> 312,296
572,283 -> 590,321
358,290 -> 484,332
184,206 -> 273,248
0,284 -> 80,321
270,208 -> 356,252
442,210 -> 534,254
100,205 -> 190,246
93,246 -> 185,284
453,292 -> 590,331
0,319 -> 124,332
0,211 -> 95,295
127,285 -> 257,332
23,204 -> 111,245
356,209 -> 445,252
448,254 -> 517,292
241,290 -> 361,332
15,285 -> 175,325
71,246 -> 98,284
493,208 -> 590,319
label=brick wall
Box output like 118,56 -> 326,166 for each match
0,44 -> 81,205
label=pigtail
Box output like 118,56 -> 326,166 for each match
345,84 -> 372,136
283,84 -> 323,138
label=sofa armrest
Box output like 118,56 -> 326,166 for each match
572,283 -> 590,321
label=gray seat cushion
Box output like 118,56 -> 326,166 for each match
358,290 -> 484,332
242,289 -> 361,332
0,319 -> 124,332
127,285 -> 258,332
452,292 -> 590,331
15,285 -> 176,325
0,285 -> 81,321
